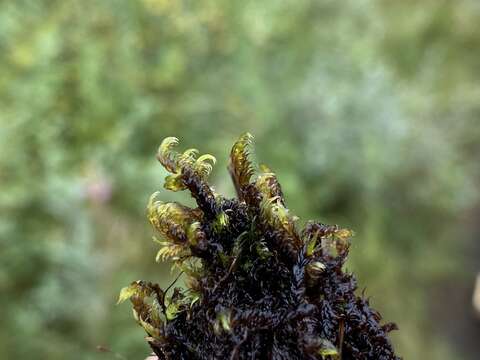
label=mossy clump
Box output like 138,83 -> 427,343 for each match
119,133 -> 400,359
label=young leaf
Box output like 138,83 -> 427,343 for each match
228,132 -> 256,198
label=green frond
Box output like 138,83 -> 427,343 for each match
256,166 -> 299,243
156,137 -> 217,195
260,196 -> 299,240
229,132 -> 256,197
117,281 -> 164,339
178,148 -> 198,168
155,243 -> 189,262
164,174 -> 186,191
147,194 -> 207,265
157,137 -> 180,173
177,257 -> 203,278
182,148 -> 199,159
117,281 -> 163,307
117,283 -> 142,305
165,302 -> 181,320
186,221 -> 203,245
195,154 -> 217,178
255,171 -> 284,204
259,196 -> 278,225
136,316 -> 163,340
147,193 -> 202,244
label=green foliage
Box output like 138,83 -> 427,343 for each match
229,132 -> 256,198
1,0 -> 479,359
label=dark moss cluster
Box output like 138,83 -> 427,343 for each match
119,134 -> 400,359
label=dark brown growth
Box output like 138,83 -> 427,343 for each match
119,134 -> 400,359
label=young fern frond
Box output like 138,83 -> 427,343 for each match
156,137 -> 181,173
229,132 -> 256,199
156,137 -> 217,192
195,154 -> 217,178
155,242 -> 189,263
148,194 -> 201,243
258,195 -> 302,262
163,174 -> 186,192
182,148 -> 200,160
156,137 -> 220,218
255,170 -> 285,205
118,281 -> 165,339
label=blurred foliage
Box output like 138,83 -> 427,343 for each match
0,0 -> 479,359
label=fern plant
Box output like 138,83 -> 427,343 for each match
119,134 -> 400,359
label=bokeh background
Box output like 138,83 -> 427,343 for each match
1,0 -> 480,359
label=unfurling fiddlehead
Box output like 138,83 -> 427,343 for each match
119,134 -> 400,360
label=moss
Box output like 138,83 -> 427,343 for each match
119,133 -> 400,359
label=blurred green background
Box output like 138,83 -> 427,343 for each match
1,0 -> 480,359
